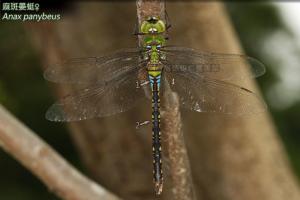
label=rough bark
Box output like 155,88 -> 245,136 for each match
27,2 -> 300,200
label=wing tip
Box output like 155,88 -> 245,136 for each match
45,104 -> 67,122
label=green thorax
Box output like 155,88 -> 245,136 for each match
140,17 -> 166,65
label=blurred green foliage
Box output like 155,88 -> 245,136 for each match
0,2 -> 299,199
227,2 -> 300,179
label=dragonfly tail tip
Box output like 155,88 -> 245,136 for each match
154,181 -> 163,196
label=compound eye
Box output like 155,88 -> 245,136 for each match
157,45 -> 161,49
146,45 -> 151,50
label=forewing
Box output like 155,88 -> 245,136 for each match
46,69 -> 149,122
44,48 -> 144,84
161,46 -> 265,82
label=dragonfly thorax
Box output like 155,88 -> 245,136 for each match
142,46 -> 165,65
147,63 -> 163,72
140,16 -> 167,67
144,36 -> 166,47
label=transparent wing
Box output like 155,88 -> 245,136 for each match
46,69 -> 149,122
161,46 -> 266,82
163,71 -> 267,115
44,48 -> 144,84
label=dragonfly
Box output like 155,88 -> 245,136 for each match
44,16 -> 266,195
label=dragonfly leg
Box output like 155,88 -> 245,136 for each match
132,16 -> 139,35
135,81 -> 140,89
140,80 -> 150,86
136,80 -> 150,89
136,120 -> 151,129
132,17 -> 146,36
165,10 -> 172,30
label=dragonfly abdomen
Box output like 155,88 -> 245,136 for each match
148,71 -> 163,195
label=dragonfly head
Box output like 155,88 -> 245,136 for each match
141,16 -> 166,34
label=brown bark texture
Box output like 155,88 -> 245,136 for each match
26,2 -> 300,200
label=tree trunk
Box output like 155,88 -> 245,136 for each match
167,3 -> 300,200
28,2 -> 300,200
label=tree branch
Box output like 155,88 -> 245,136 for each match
136,1 -> 196,199
0,104 -> 121,200
162,90 -> 197,200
